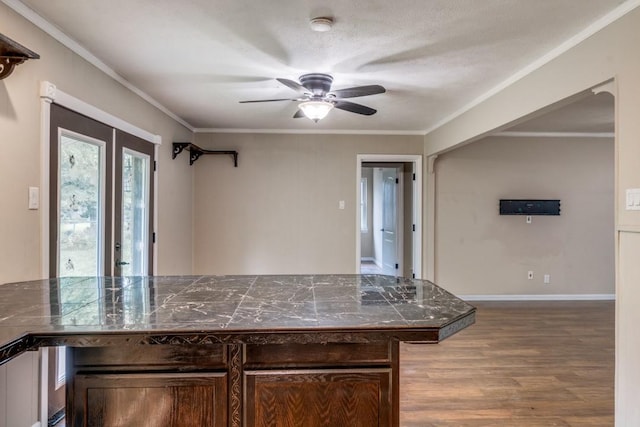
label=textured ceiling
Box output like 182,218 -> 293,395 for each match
18,0 -> 628,132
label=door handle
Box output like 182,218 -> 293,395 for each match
115,259 -> 129,267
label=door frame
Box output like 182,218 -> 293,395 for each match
356,154 -> 423,278
39,81 -> 161,279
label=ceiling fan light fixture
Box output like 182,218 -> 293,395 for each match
299,100 -> 334,122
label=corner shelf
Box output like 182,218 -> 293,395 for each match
172,142 -> 238,167
0,33 -> 40,80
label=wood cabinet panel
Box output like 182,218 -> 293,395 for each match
245,369 -> 392,427
71,372 -> 227,427
244,342 -> 391,368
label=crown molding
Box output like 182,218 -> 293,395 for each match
494,131 -> 614,138
193,128 -> 425,136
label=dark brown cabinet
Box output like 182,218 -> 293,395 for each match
67,341 -> 399,427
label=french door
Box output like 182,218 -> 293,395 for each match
49,104 -> 154,278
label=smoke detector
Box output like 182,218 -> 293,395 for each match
309,17 -> 334,32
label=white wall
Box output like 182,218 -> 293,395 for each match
191,132 -> 423,274
0,352 -> 39,427
435,136 -> 614,296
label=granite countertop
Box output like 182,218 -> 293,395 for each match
0,274 -> 475,363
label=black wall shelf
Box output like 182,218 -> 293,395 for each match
0,32 -> 40,80
172,142 -> 238,167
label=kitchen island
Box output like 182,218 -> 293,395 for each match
0,274 -> 475,426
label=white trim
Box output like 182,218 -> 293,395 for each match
356,154 -> 423,278
57,128 -> 109,277
121,147 -> 152,276
360,257 -> 376,262
460,294 -> 616,301
494,131 -> 615,138
41,82 -> 162,145
422,0 -> 640,135
3,0 -> 193,131
54,346 -> 66,389
39,88 -> 53,279
194,128 -> 425,136
38,348 -> 48,427
617,225 -> 640,233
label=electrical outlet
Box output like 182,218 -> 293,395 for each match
544,274 -> 550,284
527,271 -> 534,280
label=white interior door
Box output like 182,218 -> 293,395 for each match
381,168 -> 398,275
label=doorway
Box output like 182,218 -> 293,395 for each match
356,155 -> 422,278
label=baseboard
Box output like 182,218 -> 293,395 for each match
460,294 -> 616,301
360,257 -> 375,262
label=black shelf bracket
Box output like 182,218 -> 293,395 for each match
172,142 -> 238,167
0,32 -> 40,80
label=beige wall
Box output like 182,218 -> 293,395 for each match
435,136 -> 614,296
0,2 -> 194,283
0,4 -> 194,425
192,133 -> 423,275
424,7 -> 640,425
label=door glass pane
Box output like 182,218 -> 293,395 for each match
58,134 -> 103,277
120,149 -> 150,276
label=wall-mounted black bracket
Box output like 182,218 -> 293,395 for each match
0,33 -> 40,80
172,142 -> 238,167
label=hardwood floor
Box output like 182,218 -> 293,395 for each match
399,301 -> 615,426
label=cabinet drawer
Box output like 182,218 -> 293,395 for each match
244,342 -> 392,368
72,344 -> 227,370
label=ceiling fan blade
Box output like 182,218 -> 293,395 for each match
293,109 -> 305,119
276,78 -> 308,93
333,100 -> 377,116
239,98 -> 298,103
331,85 -> 386,99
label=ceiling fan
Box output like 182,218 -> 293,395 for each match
239,73 -> 386,122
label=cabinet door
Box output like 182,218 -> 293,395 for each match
71,372 -> 227,427
245,369 -> 392,427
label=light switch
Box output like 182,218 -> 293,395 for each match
626,189 -> 640,211
28,186 -> 39,210
338,200 -> 345,210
